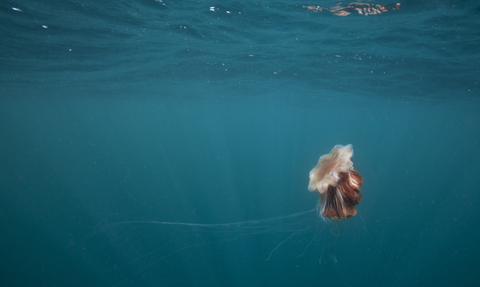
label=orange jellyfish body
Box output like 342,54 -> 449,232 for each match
308,145 -> 363,220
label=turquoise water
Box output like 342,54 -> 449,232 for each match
1,1 -> 479,286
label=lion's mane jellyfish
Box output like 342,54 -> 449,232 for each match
308,144 -> 363,220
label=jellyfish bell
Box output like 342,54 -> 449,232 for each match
308,144 -> 363,220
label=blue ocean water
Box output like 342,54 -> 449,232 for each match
1,0 -> 479,286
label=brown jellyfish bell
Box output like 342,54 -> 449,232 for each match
308,144 -> 363,220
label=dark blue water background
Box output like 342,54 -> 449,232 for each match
1,0 -> 479,286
